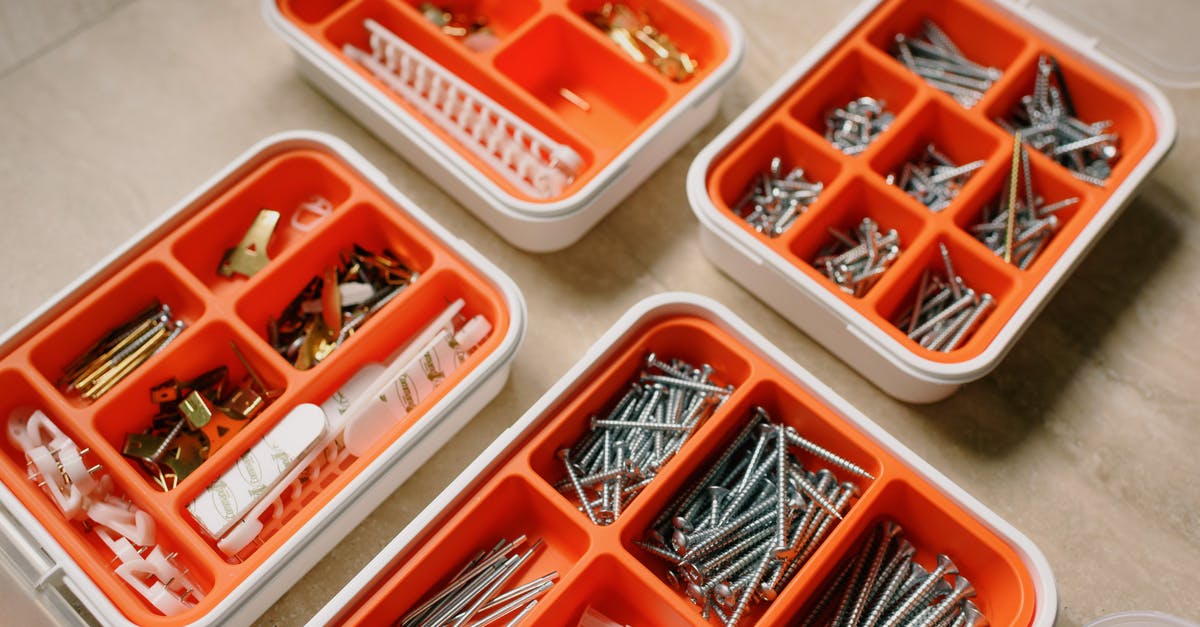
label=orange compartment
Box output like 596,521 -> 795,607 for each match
0,142 -> 513,625
333,308 -> 1039,626
27,260 -> 208,409
171,150 -> 352,300
785,479 -> 1036,626
704,0 -> 1157,366
276,0 -> 730,201
788,175 -> 930,301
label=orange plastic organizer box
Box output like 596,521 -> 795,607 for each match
311,294 -> 1056,626
264,0 -> 744,251
687,0 -> 1175,402
0,133 -> 523,626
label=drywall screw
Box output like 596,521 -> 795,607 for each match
894,246 -> 996,353
887,145 -> 985,211
826,97 -> 894,154
914,576 -> 976,627
813,218 -> 903,297
731,156 -> 824,237
998,54 -> 1118,185
892,21 -> 1000,108
557,449 -> 599,525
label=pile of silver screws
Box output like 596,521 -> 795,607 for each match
894,244 -> 995,353
637,407 -> 873,627
399,535 -> 556,627
732,157 -> 824,237
997,54 -> 1119,186
971,141 -> 1079,269
893,21 -> 1001,109
887,145 -> 985,212
556,353 -> 733,526
826,97 -> 894,155
814,218 -> 903,297
800,521 -> 987,627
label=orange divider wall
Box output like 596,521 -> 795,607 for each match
705,0 -> 1155,364
276,0 -> 732,202
338,312 -> 1038,626
0,145 -> 511,626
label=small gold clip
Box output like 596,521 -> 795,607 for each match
178,390 -> 214,429
220,209 -> 280,278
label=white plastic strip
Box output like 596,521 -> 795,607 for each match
343,19 -> 583,199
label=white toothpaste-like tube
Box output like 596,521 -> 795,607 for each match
342,315 -> 492,457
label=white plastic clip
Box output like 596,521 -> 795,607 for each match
290,195 -> 335,232
88,495 -> 156,547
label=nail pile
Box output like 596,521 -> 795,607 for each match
556,353 -> 733,526
270,245 -> 418,370
732,157 -> 824,237
814,218 -> 903,297
887,145 -> 985,213
801,521 -> 986,627
826,97 -> 895,155
998,54 -> 1119,186
638,407 -> 873,627
971,139 -> 1078,269
399,535 -> 556,626
586,3 -> 697,82
61,302 -> 186,402
418,2 -> 498,53
894,244 -> 995,353
893,20 -> 1001,109
122,344 -> 276,491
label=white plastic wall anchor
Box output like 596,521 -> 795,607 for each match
344,19 -> 583,200
88,496 -> 156,547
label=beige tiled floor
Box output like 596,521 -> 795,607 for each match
0,0 -> 1197,625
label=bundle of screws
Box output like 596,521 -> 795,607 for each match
732,157 -> 824,237
814,218 -> 903,297
419,3 -> 498,52
801,521 -> 986,627
893,21 -> 1001,109
556,353 -> 733,526
972,137 -> 1078,269
826,97 -> 894,155
894,244 -> 995,353
61,302 -> 186,402
637,407 -> 873,627
270,245 -> 418,370
586,3 -> 697,82
887,145 -> 985,212
998,54 -> 1119,186
123,343 -> 276,491
399,535 -> 556,626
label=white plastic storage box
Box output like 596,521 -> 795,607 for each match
308,292 -> 1057,626
686,0 -> 1178,402
0,131 -> 526,626
262,0 -> 745,252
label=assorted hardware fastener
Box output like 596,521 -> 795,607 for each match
893,244 -> 995,353
887,144 -> 985,212
122,344 -> 276,491
997,54 -> 1119,186
826,97 -> 894,155
8,407 -> 203,615
892,20 -> 1001,109
813,218 -> 903,297
343,19 -> 584,200
971,137 -> 1078,269
220,208 -> 280,279
555,353 -> 732,526
731,156 -> 823,237
585,3 -> 697,82
399,535 -> 556,626
60,301 -> 186,402
801,520 -> 986,627
269,244 -> 418,370
418,2 -> 498,53
637,407 -> 871,627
